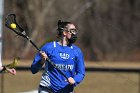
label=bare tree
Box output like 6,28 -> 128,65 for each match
3,0 -> 140,61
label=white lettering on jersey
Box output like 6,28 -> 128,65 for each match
55,64 -> 74,71
40,72 -> 51,87
60,53 -> 70,59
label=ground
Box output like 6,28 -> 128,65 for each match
0,60 -> 140,93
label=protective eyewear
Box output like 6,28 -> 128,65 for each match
67,29 -> 78,35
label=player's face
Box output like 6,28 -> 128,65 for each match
62,24 -> 78,44
65,24 -> 77,39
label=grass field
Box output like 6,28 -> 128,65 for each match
0,60 -> 140,93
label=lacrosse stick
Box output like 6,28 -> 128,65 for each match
1,57 -> 20,73
5,13 -> 68,80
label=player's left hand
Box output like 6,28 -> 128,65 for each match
66,77 -> 75,85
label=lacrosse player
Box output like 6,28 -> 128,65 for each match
0,66 -> 16,75
31,20 -> 85,93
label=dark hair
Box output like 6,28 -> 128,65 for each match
57,20 -> 71,36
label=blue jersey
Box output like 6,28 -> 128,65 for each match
31,41 -> 85,93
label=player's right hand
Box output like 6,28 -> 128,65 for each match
39,51 -> 48,61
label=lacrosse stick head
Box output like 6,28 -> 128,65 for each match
5,13 -> 28,39
6,57 -> 20,69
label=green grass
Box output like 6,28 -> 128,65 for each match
0,71 -> 139,93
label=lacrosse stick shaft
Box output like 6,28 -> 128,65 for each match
46,58 -> 68,79
29,39 -> 40,51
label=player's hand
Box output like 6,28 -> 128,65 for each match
6,68 -> 16,75
39,51 -> 48,61
66,77 -> 75,85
